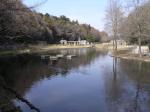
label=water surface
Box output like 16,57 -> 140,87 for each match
0,48 -> 150,112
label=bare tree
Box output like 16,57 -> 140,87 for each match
132,0 -> 144,57
105,0 -> 124,52
126,0 -> 150,57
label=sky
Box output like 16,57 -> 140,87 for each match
23,0 -> 107,31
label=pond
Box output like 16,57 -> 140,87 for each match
0,48 -> 150,112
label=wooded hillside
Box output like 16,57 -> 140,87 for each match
0,0 -> 106,47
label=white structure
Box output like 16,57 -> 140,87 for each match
60,40 -> 67,45
132,46 -> 149,55
79,40 -> 89,45
60,39 -> 89,45
110,40 -> 127,46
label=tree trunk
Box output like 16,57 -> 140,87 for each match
114,32 -> 117,52
138,36 -> 142,57
115,38 -> 117,52
113,40 -> 115,51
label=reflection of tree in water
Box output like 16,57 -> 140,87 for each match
0,86 -> 22,112
105,57 -> 123,112
130,61 -> 150,112
116,60 -> 150,112
119,59 -> 150,85
108,58 -> 120,101
105,58 -> 150,112
111,58 -> 119,100
133,62 -> 142,112
0,55 -> 47,112
0,48 -> 101,112
0,68 -> 22,112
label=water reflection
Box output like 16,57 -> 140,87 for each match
118,60 -> 150,112
105,58 -> 150,112
0,48 -> 150,112
111,58 -> 119,100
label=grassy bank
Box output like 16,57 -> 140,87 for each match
35,44 -> 91,50
95,43 -> 150,62
1,43 -> 150,63
0,44 -> 91,56
111,53 -> 150,62
110,46 -> 150,62
95,43 -> 135,51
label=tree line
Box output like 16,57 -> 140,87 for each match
0,0 -> 107,48
105,0 -> 150,57
41,14 -> 103,43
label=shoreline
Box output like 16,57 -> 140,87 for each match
111,54 -> 150,62
38,45 -> 91,50
0,45 -> 92,56
1,44 -> 150,63
95,44 -> 150,62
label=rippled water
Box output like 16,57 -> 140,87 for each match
0,48 -> 150,112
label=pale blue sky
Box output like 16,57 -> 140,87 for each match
23,0 -> 107,31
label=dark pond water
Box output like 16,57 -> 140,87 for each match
0,48 -> 150,112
